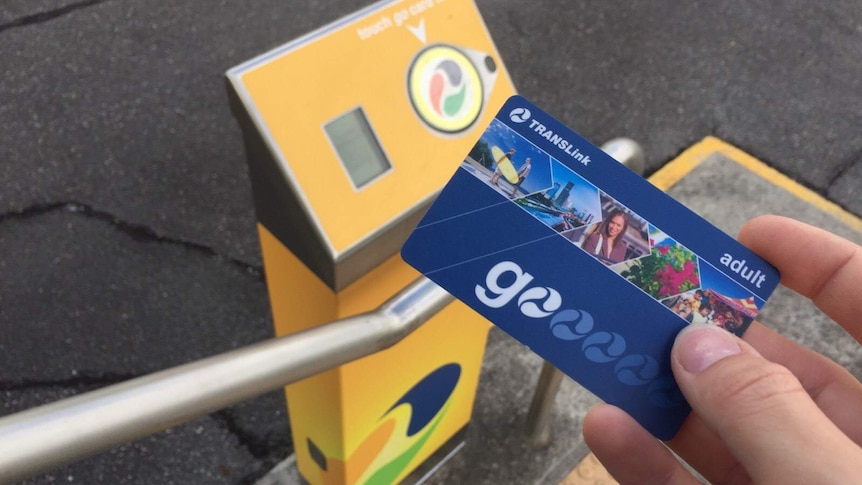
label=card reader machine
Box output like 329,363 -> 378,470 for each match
227,1 -> 515,483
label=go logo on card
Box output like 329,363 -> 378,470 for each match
582,332 -> 627,363
475,261 -> 683,409
549,310 -> 593,341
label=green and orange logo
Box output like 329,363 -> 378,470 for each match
306,363 -> 461,484
407,44 -> 484,134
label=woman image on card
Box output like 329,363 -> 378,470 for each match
581,209 -> 629,265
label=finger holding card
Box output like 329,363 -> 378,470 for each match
583,404 -> 702,484
587,323 -> 862,484
662,325 -> 862,483
587,217 -> 862,483
743,322 -> 862,444
738,216 -> 862,447
739,215 -> 862,342
669,324 -> 862,484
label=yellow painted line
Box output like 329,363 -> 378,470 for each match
564,136 -> 862,485
561,452 -> 617,485
649,136 -> 862,233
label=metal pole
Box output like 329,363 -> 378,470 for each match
0,277 -> 452,485
524,361 -> 565,447
600,138 -> 645,176
525,138 -> 645,446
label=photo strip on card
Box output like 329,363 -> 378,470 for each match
459,116 -> 765,336
460,119 -> 554,200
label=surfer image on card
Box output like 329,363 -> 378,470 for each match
401,95 -> 780,439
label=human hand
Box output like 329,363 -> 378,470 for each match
583,215 -> 862,483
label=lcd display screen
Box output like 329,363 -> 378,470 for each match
324,107 -> 391,189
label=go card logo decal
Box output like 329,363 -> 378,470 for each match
407,44 -> 484,134
475,260 -> 684,409
306,363 -> 461,484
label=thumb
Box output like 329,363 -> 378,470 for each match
672,324 -> 862,483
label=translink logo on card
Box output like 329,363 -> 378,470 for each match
401,95 -> 780,440
508,107 -> 531,123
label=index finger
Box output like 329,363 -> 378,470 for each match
738,215 -> 862,343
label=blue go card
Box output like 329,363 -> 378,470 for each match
401,95 -> 780,439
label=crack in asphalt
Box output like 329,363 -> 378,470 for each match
211,409 -> 293,477
211,411 -> 274,461
0,201 -> 264,280
0,200 -> 282,476
2,372 -> 292,482
0,0 -> 113,34
826,149 -> 862,189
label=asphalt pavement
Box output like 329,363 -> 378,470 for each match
1,1 -> 860,484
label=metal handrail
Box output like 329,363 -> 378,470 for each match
0,277 -> 452,484
0,138 -> 646,483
